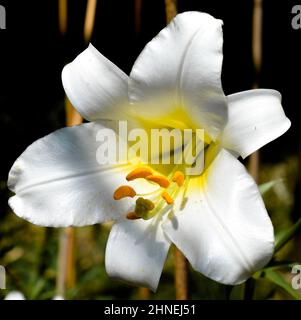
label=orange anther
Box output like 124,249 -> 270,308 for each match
146,175 -> 170,188
172,171 -> 185,187
161,191 -> 174,205
126,167 -> 153,181
113,185 -> 136,200
126,212 -> 141,220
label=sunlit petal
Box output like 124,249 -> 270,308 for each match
8,122 -> 135,227
62,44 -> 129,121
163,149 -> 274,285
129,12 -> 227,139
222,89 -> 291,158
105,216 -> 170,292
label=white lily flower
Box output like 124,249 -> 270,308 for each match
8,12 -> 290,292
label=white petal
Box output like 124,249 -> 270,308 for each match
4,291 -> 26,300
129,12 -> 227,139
62,44 -> 129,121
8,122 -> 136,227
163,149 -> 274,285
105,216 -> 170,292
222,89 -> 291,158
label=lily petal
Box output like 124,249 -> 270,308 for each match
222,89 -> 291,158
105,216 -> 170,292
129,12 -> 227,139
62,44 -> 129,121
8,122 -> 135,227
163,149 -> 274,285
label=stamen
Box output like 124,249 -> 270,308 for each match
146,175 -> 170,188
113,185 -> 136,200
135,197 -> 155,216
161,191 -> 174,205
172,171 -> 185,187
126,212 -> 141,220
126,167 -> 153,181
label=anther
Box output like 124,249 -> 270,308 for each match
172,171 -> 185,187
113,185 -> 136,200
126,167 -> 153,181
161,191 -> 174,205
146,175 -> 170,188
126,212 -> 141,220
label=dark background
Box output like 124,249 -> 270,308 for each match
0,0 -> 300,198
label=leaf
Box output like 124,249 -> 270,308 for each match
259,180 -> 281,196
263,269 -> 301,300
253,260 -> 296,277
274,217 -> 301,253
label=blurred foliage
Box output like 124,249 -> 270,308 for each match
0,156 -> 301,300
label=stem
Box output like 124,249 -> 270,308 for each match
134,0 -> 142,35
174,247 -> 188,300
249,150 -> 260,183
56,227 -> 76,297
165,0 -> 177,24
245,1 -> 263,300
84,0 -> 98,44
65,97 -> 82,127
58,0 -> 67,36
252,0 -> 263,76
65,227 -> 76,289
56,0 -> 98,298
138,287 -> 151,299
248,0 -> 263,182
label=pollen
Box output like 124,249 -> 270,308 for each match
172,171 -> 185,187
126,212 -> 141,220
113,185 -> 136,200
161,191 -> 174,205
146,175 -> 170,188
126,167 -> 153,181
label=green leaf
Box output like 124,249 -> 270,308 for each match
259,180 -> 281,196
275,217 -> 301,253
28,278 -> 46,300
263,270 -> 301,300
254,261 -> 296,276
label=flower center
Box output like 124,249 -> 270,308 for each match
113,166 -> 186,220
